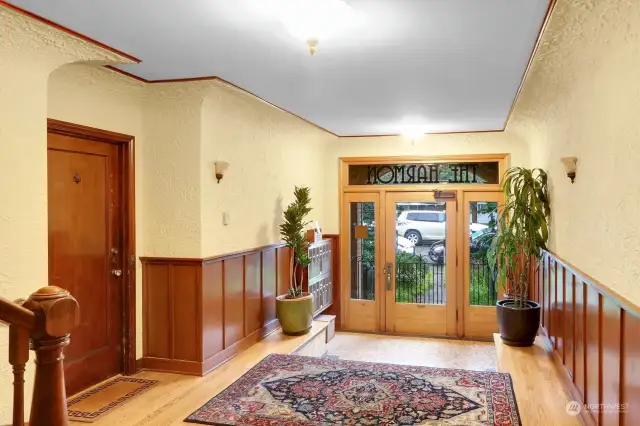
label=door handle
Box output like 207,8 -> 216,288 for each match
111,269 -> 123,277
385,262 -> 393,291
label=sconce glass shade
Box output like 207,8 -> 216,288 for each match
214,161 -> 230,183
560,157 -> 577,183
214,161 -> 230,175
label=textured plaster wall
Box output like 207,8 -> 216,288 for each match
142,82 -> 210,258
323,133 -> 530,233
0,6 -> 134,423
200,81 -> 334,256
507,0 -> 640,305
47,63 -> 146,356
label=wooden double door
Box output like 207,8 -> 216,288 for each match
341,190 -> 502,339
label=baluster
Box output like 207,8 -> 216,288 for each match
23,286 -> 79,426
9,324 -> 29,426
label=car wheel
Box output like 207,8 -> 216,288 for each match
404,230 -> 422,245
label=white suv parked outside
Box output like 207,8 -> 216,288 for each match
396,211 -> 487,245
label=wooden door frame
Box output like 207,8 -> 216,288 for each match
47,118 -> 137,375
338,154 -> 509,336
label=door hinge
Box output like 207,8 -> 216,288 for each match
456,309 -> 459,322
456,254 -> 458,267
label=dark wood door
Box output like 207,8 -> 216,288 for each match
48,133 -> 124,396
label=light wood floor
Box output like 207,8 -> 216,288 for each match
72,327 -> 582,425
326,332 -> 498,370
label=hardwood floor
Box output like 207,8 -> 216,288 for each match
72,322 -> 329,425
495,334 -> 584,426
326,332 -> 498,370
70,328 -> 582,425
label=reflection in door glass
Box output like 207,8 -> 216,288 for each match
349,202 -> 375,300
395,202 -> 446,305
469,201 -> 498,306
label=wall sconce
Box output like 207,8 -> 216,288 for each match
560,157 -> 577,183
214,161 -> 230,183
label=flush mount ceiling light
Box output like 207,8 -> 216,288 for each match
271,0 -> 356,55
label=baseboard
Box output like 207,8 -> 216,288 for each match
141,319 -> 280,376
538,327 -> 596,426
201,319 -> 281,375
141,357 -> 203,376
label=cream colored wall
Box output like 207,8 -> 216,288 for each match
200,81 -> 334,256
0,6 -> 134,423
142,82 -> 210,258
323,132 -> 530,233
47,63 -> 146,356
507,0 -> 640,305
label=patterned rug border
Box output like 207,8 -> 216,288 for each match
68,376 -> 159,422
185,353 -> 522,426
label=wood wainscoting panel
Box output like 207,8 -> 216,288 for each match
533,250 -> 640,425
543,255 -> 549,330
276,246 -> 291,297
262,248 -> 277,324
202,261 -> 224,360
144,264 -> 170,359
574,279 -> 587,400
585,285 -> 601,411
601,297 -> 621,426
549,258 -> 557,348
622,312 -> 640,426
224,256 -> 245,349
245,252 -> 262,337
172,265 -> 201,362
564,273 -> 575,379
556,263 -> 565,358
141,238 -> 339,377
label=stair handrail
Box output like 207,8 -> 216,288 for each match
0,297 -> 35,330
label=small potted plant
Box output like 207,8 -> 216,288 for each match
276,186 -> 314,335
489,167 -> 550,347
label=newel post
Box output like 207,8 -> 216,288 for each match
22,286 -> 79,426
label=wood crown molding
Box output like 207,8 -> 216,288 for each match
4,0 -> 556,137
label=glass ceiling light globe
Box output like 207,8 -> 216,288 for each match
272,0 -> 355,54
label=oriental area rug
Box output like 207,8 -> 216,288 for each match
185,354 -> 521,426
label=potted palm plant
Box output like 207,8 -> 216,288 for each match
276,186 -> 314,335
489,167 -> 550,347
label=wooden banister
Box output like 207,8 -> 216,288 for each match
0,296 -> 35,330
3,286 -> 79,426
9,324 -> 29,426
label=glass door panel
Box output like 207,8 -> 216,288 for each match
341,193 -> 381,332
349,201 -> 375,301
463,192 -> 503,338
385,193 -> 457,336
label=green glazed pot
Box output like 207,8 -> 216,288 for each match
276,292 -> 314,336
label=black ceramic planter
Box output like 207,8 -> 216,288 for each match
496,299 -> 541,347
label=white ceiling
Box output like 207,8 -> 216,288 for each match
9,0 -> 550,136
